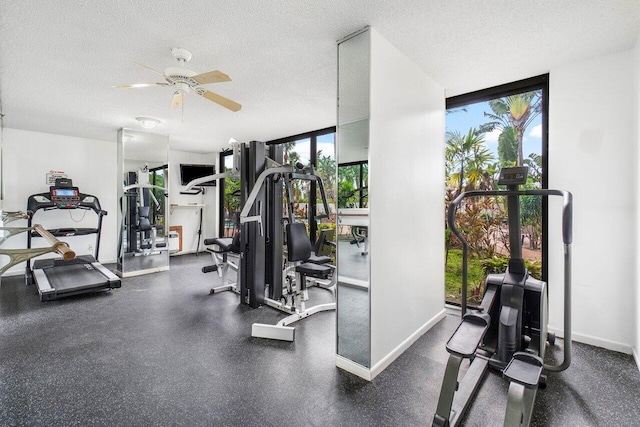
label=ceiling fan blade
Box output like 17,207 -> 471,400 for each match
192,70 -> 231,85
112,83 -> 169,88
134,61 -> 166,77
201,90 -> 242,112
171,92 -> 184,109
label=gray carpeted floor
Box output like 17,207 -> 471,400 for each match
0,253 -> 639,426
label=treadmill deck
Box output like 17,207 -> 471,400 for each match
32,256 -> 121,301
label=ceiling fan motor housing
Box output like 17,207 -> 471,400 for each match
166,48 -> 198,93
171,47 -> 193,63
164,67 -> 198,92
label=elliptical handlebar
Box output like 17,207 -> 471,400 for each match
447,187 -> 573,372
448,189 -> 572,246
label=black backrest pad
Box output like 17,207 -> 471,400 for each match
138,206 -> 151,231
230,231 -> 242,254
138,206 -> 150,218
286,223 -> 312,262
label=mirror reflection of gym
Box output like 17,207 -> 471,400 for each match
116,129 -> 170,277
336,28 -> 371,369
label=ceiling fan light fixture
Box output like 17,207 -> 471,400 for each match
175,82 -> 190,94
136,117 -> 160,129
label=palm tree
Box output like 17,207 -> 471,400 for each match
484,91 -> 541,166
287,151 -> 301,166
282,141 -> 296,163
524,153 -> 542,182
316,153 -> 336,201
446,128 -> 495,196
497,126 -> 517,167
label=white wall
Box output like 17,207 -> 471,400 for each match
548,50 -> 636,354
1,128 -> 118,274
368,29 -> 446,372
634,34 -> 640,370
168,149 -> 218,254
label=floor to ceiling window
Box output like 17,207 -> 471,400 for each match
268,127 -> 336,243
149,165 -> 167,238
445,75 -> 548,307
218,151 -> 240,237
218,128 -> 336,242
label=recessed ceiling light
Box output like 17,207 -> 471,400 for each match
136,117 -> 160,129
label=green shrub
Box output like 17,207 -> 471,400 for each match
318,222 -> 336,231
480,255 -> 542,280
445,249 -> 486,304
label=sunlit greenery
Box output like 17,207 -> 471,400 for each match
445,90 -> 543,305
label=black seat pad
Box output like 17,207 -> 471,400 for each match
212,237 -> 233,250
204,232 -> 241,254
307,253 -> 331,264
296,262 -> 332,279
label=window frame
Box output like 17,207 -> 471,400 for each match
446,74 -> 550,283
267,126 -> 336,243
218,126 -> 337,241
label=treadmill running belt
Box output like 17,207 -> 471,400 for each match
44,263 -> 109,292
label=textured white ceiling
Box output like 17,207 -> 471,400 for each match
1,0 -> 638,153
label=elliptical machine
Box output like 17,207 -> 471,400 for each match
432,166 -> 573,427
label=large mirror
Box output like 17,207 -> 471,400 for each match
337,28 -> 371,368
117,129 -> 169,277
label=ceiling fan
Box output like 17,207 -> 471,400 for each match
114,47 -> 241,112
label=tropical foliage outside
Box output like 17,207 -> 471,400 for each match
221,136 -> 338,238
446,91 -> 543,305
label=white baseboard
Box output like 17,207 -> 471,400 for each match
633,347 -> 640,373
116,265 -> 170,278
369,309 -> 447,380
337,276 -> 369,288
336,355 -> 372,380
548,327 -> 634,355
335,309 -> 447,381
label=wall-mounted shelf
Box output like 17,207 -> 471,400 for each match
170,203 -> 205,214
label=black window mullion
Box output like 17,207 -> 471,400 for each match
310,134 -> 318,243
219,151 -> 229,237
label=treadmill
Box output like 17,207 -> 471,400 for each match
25,179 -> 121,301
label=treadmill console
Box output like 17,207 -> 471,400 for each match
27,178 -> 104,216
498,167 -> 529,186
50,187 -> 81,209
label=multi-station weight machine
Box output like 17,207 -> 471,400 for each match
195,140 -> 335,341
238,141 -> 335,341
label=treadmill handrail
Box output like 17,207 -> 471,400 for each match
26,191 -> 108,270
27,191 -> 104,216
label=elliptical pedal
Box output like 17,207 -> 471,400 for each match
446,311 -> 491,358
503,352 -> 544,388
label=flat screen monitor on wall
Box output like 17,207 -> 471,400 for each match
180,164 -> 216,186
